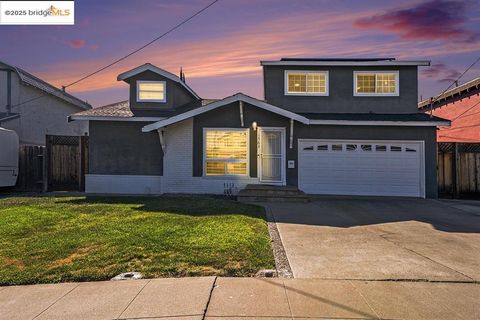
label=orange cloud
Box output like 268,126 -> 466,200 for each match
35,10 -> 480,105
69,39 -> 86,49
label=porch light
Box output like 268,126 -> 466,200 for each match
252,121 -> 257,131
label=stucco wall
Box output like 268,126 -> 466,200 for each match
0,69 -> 88,145
263,65 -> 419,114
193,102 -> 438,198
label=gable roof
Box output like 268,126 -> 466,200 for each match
0,60 -> 91,110
117,63 -> 201,99
418,76 -> 480,110
142,93 -> 310,132
261,57 -> 430,66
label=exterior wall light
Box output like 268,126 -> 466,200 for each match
252,121 -> 257,131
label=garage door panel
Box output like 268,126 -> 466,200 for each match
298,140 -> 423,197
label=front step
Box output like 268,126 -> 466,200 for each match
237,184 -> 309,202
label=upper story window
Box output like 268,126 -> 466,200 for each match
137,81 -> 166,102
285,71 -> 329,96
354,71 -> 399,96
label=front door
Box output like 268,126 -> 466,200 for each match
259,128 -> 285,185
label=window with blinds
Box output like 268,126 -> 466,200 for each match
137,81 -> 166,102
204,129 -> 248,175
285,71 -> 328,95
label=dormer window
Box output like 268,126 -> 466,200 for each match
285,71 -> 328,96
354,71 -> 399,96
137,81 -> 166,102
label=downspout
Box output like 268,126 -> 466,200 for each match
6,70 -> 11,116
239,101 -> 244,127
157,129 -> 166,153
289,119 -> 294,149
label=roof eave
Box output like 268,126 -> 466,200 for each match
308,119 -> 451,126
260,60 -> 431,66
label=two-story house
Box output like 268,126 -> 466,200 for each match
0,60 -> 91,145
70,58 -> 449,198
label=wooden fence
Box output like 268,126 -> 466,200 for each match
16,145 -> 45,191
438,143 -> 480,197
15,135 -> 88,192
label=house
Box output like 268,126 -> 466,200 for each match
0,61 -> 91,145
70,58 -> 450,198
419,77 -> 480,142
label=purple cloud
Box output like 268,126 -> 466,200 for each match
354,0 -> 478,42
422,62 -> 461,83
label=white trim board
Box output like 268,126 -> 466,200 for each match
136,80 -> 166,103
117,63 -> 200,99
308,119 -> 450,126
142,93 -> 310,132
69,115 -> 166,122
284,70 -> 329,96
261,60 -> 430,66
202,128 -> 250,177
353,70 -> 399,97
86,174 -> 162,194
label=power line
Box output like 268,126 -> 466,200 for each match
63,0 -> 219,89
449,100 -> 480,122
7,0 -> 220,109
429,56 -> 480,106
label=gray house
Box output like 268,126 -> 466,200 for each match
0,61 -> 90,145
71,58 -> 449,198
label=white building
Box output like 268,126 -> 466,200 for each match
0,61 -> 90,145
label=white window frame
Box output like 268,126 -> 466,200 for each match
136,80 -> 166,103
203,128 -> 250,177
284,70 -> 329,96
353,71 -> 399,97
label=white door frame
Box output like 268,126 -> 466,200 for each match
258,127 -> 286,185
297,139 -> 426,198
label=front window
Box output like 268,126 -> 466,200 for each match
204,129 -> 248,176
354,71 -> 398,96
137,81 -> 166,102
285,71 -> 328,95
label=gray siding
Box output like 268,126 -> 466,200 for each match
0,68 -> 88,145
126,70 -> 197,117
88,121 -> 163,175
193,103 -> 437,198
263,65 -> 418,114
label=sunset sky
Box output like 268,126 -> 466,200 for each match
1,0 -> 479,107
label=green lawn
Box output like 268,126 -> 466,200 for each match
0,196 -> 274,285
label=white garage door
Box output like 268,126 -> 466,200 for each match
298,140 -> 424,197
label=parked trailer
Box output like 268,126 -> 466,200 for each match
0,127 -> 19,187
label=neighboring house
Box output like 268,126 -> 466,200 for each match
0,61 -> 91,145
419,77 -> 480,142
71,58 -> 449,198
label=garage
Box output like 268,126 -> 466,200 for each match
298,140 -> 425,197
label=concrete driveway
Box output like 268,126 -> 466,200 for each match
264,197 -> 480,280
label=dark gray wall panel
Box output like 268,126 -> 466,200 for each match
192,103 -> 437,198
126,70 -> 197,116
263,65 -> 419,114
89,121 -> 163,175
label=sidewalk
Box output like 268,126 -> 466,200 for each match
1,277 -> 478,320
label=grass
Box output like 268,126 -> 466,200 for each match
0,196 -> 274,285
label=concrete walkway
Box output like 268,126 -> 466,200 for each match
1,277 -> 479,320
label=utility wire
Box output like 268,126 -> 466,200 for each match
63,0 -> 219,88
428,56 -> 480,108
7,0 -> 219,109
